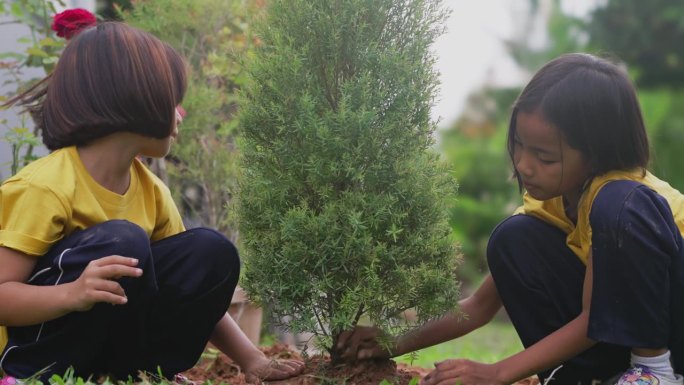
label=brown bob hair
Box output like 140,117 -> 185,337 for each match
7,22 -> 187,150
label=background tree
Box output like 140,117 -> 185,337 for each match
439,0 -> 587,284
441,0 -> 684,285
439,87 -> 520,284
586,0 -> 684,191
95,0 -> 132,20
588,0 -> 684,89
237,0 -> 460,360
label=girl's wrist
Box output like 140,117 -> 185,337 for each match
492,361 -> 516,384
59,281 -> 79,313
392,336 -> 409,357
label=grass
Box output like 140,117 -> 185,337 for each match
394,320 -> 523,369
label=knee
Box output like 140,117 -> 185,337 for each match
487,215 -> 531,273
185,228 -> 241,280
91,220 -> 151,261
486,214 -> 566,274
488,215 -> 537,248
75,220 -> 150,259
487,215 -> 537,262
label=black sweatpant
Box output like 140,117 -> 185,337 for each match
487,180 -> 684,385
0,220 -> 240,381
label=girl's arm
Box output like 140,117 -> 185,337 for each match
423,253 -> 596,385
0,246 -> 141,326
338,274 -> 502,360
394,274 -> 502,356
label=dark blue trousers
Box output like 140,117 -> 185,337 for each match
488,180 -> 684,385
0,220 -> 240,381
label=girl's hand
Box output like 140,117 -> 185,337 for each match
243,355 -> 305,384
336,326 -> 393,362
67,255 -> 142,311
421,359 -> 505,385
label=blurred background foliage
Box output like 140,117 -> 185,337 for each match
442,0 -> 684,287
116,0 -> 262,241
3,0 -> 684,289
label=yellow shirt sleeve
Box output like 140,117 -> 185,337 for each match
0,180 -> 69,256
0,326 -> 7,352
150,180 -> 185,242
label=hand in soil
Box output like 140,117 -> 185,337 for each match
243,356 -> 305,384
336,326 -> 392,362
420,359 -> 505,385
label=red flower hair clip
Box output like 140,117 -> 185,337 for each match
51,8 -> 97,40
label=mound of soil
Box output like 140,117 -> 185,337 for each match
183,344 -> 539,385
183,344 -> 426,385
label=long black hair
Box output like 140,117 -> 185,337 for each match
508,53 -> 649,189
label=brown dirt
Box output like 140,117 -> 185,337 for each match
182,344 -> 540,385
183,344 -> 426,384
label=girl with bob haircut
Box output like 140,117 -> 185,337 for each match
0,20 -> 303,382
337,53 -> 684,385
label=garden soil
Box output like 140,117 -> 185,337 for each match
182,344 -> 540,385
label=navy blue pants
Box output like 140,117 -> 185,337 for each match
488,180 -> 684,385
0,220 -> 240,381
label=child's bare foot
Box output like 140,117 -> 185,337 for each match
244,357 -> 305,383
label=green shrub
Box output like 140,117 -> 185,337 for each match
237,0 -> 460,361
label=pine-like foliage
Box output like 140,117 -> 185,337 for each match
237,0 -> 460,358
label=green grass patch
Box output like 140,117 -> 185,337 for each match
395,321 -> 523,368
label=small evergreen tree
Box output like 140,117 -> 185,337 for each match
237,0 -> 460,360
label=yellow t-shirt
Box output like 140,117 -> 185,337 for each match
517,169 -> 684,265
0,146 -> 185,351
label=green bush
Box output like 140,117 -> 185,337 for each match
237,0 -> 460,360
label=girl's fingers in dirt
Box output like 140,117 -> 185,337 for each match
337,328 -> 362,351
339,326 -> 381,361
357,346 -> 381,360
421,372 -> 461,385
337,329 -> 353,348
340,345 -> 357,362
338,338 -> 359,361
338,326 -> 376,349
433,359 -> 463,368
421,362 -> 462,385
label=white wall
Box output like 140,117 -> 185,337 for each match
0,0 -> 94,180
